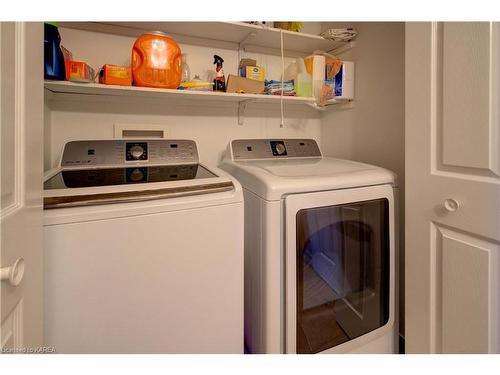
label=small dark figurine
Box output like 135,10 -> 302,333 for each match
213,55 -> 225,91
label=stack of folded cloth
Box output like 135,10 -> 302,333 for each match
264,80 -> 295,96
320,27 -> 358,42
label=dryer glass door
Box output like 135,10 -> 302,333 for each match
285,185 -> 394,354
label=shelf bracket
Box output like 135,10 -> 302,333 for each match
327,41 -> 356,56
306,99 -> 354,111
238,99 -> 254,125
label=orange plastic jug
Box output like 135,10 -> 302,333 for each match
132,32 -> 182,89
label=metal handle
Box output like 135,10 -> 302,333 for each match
0,257 -> 25,286
444,198 -> 460,212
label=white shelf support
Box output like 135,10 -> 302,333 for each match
328,41 -> 356,56
306,99 -> 354,111
238,99 -> 254,125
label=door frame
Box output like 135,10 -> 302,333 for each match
284,184 -> 396,354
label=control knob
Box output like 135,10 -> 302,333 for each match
130,145 -> 144,159
275,143 -> 287,155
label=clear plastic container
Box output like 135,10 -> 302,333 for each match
294,58 -> 312,97
181,54 -> 191,83
181,75 -> 213,91
284,59 -> 298,82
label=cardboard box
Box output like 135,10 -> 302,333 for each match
238,58 -> 257,68
65,60 -> 95,82
226,74 -> 264,94
99,64 -> 132,86
239,66 -> 265,81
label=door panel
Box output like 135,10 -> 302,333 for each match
1,22 -> 44,352
431,224 -> 498,353
0,300 -> 23,352
406,22 -> 500,353
441,23 -> 494,171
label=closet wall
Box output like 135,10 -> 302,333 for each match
320,22 -> 406,337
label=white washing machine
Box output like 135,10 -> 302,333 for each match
43,139 -> 243,353
220,138 -> 398,354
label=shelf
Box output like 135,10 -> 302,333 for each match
44,80 -> 317,105
56,22 -> 354,57
44,81 -> 352,124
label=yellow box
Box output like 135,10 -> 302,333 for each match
239,66 -> 265,81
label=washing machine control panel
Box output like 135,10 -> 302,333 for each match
61,140 -> 199,167
231,139 -> 322,160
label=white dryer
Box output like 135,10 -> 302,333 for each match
220,139 -> 398,354
44,139 -> 243,353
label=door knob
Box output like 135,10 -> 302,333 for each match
444,198 -> 460,212
0,257 -> 25,286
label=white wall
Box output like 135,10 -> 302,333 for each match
320,22 -> 404,176
46,95 -> 320,169
44,26 -> 322,170
320,22 -> 406,338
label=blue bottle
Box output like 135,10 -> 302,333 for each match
44,23 -> 66,80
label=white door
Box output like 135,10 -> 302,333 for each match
285,185 -> 396,354
405,22 -> 500,353
1,22 -> 44,353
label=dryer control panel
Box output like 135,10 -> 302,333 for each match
231,139 -> 321,160
61,140 -> 198,167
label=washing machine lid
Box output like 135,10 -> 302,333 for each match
221,139 -> 395,201
44,164 -> 218,190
